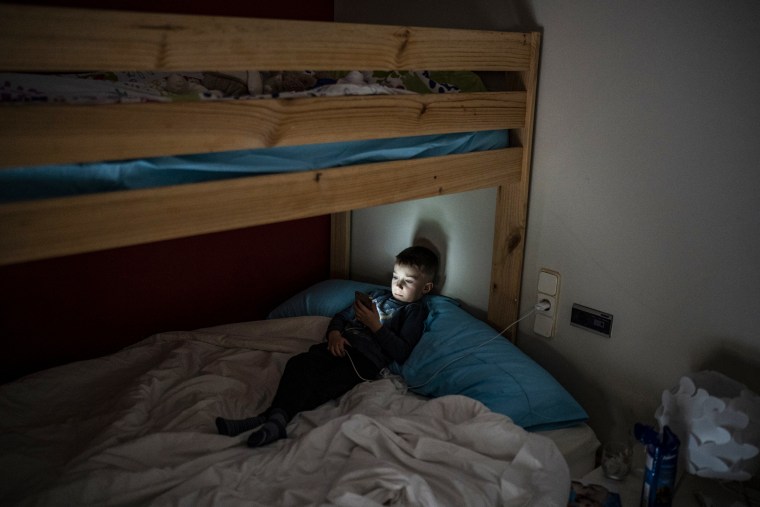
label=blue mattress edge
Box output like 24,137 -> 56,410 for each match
1,130 -> 508,203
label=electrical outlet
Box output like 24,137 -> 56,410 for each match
534,268 -> 560,337
536,294 -> 557,318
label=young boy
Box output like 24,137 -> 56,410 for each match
215,245 -> 438,447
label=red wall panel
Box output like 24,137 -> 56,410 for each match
0,217 -> 331,383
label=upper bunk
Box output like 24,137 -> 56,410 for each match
0,3 -> 540,332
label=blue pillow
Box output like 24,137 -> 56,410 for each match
269,279 -> 588,430
398,296 -> 588,430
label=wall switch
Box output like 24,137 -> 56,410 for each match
534,268 -> 560,337
537,270 -> 559,296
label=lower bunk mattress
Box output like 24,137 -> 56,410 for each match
0,315 -> 597,506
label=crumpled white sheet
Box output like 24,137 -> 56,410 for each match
0,316 -> 569,506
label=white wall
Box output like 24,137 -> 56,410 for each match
336,0 -> 760,445
350,189 -> 496,318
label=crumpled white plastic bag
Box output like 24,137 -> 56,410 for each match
656,370 -> 760,480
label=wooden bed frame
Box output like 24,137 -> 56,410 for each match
0,4 -> 540,334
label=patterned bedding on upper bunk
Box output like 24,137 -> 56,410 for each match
0,69 -> 502,203
1,70 -> 487,104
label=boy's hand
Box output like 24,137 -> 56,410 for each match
327,330 -> 350,357
354,300 -> 382,333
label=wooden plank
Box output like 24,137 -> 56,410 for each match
487,32 -> 541,337
488,182 -> 525,336
0,92 -> 525,168
0,148 -> 522,265
0,5 -> 534,72
330,212 -> 351,279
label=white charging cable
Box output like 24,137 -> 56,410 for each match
345,299 -> 552,388
406,299 -> 552,390
345,349 -> 375,383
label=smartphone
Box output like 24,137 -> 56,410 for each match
355,291 -> 373,309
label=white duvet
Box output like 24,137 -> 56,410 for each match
0,317 -> 569,506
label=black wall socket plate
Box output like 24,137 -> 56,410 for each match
570,303 -> 613,337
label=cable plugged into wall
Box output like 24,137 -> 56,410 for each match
534,268 -> 560,337
406,307 -> 539,391
351,300 -> 552,394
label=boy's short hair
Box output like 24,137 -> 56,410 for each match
395,246 -> 439,283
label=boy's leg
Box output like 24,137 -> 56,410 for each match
247,347 -> 375,447
300,346 -> 379,409
269,343 -> 373,419
215,346 -> 335,437
231,344 -> 379,447
247,408 -> 288,448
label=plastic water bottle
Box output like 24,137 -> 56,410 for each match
635,423 -> 680,507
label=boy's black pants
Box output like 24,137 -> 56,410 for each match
268,342 -> 379,421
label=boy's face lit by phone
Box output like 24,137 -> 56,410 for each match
391,263 -> 432,303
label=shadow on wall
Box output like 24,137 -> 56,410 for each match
699,341 -> 760,397
361,220 -> 449,294
413,219 -> 448,294
335,0 -> 538,31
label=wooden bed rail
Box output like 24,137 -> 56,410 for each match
0,92 -> 525,169
0,4 -> 534,72
0,149 -> 522,266
0,3 -> 540,336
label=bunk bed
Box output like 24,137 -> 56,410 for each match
0,4 -> 599,505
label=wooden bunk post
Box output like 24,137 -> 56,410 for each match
488,32 -> 541,340
330,212 -> 351,279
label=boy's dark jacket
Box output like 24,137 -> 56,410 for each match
326,289 -> 429,370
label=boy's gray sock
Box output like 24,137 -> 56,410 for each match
247,409 -> 287,447
215,415 -> 266,436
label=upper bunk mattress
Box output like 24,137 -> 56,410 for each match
0,130 -> 508,203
